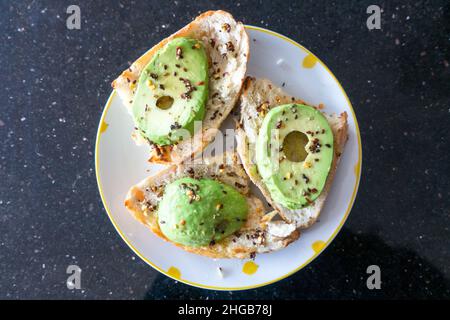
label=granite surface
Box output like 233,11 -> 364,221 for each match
0,0 -> 449,299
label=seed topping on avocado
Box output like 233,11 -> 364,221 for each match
170,122 -> 181,130
283,172 -> 292,180
309,138 -> 322,153
303,161 -> 312,168
276,120 -> 283,129
302,174 -> 310,184
178,77 -> 196,100
176,46 -> 183,59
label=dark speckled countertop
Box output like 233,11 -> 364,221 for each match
0,0 -> 449,299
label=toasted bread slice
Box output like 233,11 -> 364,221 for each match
124,152 -> 299,259
236,77 -> 349,229
112,10 -> 249,164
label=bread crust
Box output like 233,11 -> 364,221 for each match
112,10 -> 250,164
124,153 -> 299,259
236,77 -> 349,229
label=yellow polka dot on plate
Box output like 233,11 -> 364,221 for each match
302,54 -> 318,68
167,266 -> 181,279
242,261 -> 259,275
312,240 -> 326,253
99,120 -> 109,134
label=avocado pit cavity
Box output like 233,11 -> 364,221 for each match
282,131 -> 309,163
156,95 -> 174,110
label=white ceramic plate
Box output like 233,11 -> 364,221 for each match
95,26 -> 362,290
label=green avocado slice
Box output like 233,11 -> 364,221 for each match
157,178 -> 248,247
256,104 -> 334,209
131,37 -> 209,146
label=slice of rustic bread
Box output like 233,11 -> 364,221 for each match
236,77 -> 349,229
112,10 -> 250,164
124,152 -> 299,259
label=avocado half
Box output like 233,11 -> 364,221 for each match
131,37 -> 209,146
157,178 -> 248,247
256,104 -> 334,209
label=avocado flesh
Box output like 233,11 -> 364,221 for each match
256,104 -> 334,209
157,178 -> 248,247
132,37 -> 209,146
